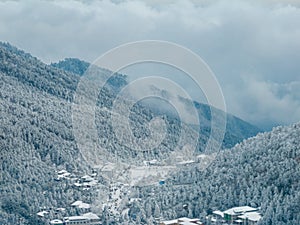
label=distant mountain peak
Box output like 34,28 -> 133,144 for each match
50,58 -> 90,76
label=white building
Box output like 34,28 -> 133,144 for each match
209,206 -> 261,224
71,200 -> 91,209
64,216 -> 90,225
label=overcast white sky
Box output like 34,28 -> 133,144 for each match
0,0 -> 299,130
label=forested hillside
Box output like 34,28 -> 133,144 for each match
0,42 -> 263,224
129,123 -> 300,224
51,57 -> 261,149
0,43 -> 90,224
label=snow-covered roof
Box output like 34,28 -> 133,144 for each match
56,207 -> 66,211
64,216 -> 89,222
57,171 -> 71,178
213,210 -> 224,217
238,212 -> 262,222
178,217 -> 200,222
71,200 -> 82,206
74,182 -> 82,187
83,180 -> 98,187
57,170 -> 67,174
177,160 -> 195,165
71,200 -> 90,209
211,217 -> 217,222
161,219 -> 178,225
82,212 -> 100,220
37,210 -> 48,217
81,175 -> 94,181
223,206 -> 258,215
50,219 -> 63,224
79,202 -> 90,209
129,198 -> 141,203
148,159 -> 158,164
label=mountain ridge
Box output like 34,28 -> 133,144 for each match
51,57 -> 262,148
0,42 -> 275,225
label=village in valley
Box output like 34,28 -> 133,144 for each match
35,165 -> 263,225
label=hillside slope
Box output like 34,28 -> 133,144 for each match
0,42 -> 262,224
130,123 -> 300,224
51,57 -> 261,148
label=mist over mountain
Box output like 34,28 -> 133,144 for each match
51,57 -> 261,149
0,42 -> 295,225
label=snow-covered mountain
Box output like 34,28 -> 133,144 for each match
51,57 -> 261,149
129,123 -> 300,224
0,42 -> 290,225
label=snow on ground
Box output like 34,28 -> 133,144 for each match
128,165 -> 175,186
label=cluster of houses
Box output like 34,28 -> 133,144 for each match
36,170 -> 102,225
208,206 -> 262,224
37,199 -> 97,225
40,169 -> 263,225
55,170 -> 99,190
47,200 -> 98,224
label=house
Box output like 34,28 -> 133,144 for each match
73,182 -> 82,188
82,212 -> 101,225
209,206 -> 262,224
81,175 -> 94,182
143,159 -> 159,166
57,170 -> 71,179
223,206 -> 258,223
71,200 -> 91,209
160,217 -> 203,225
234,219 -> 244,224
177,160 -> 196,166
57,170 -> 68,175
56,208 -> 66,212
37,210 -> 49,217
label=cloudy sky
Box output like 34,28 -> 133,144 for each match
0,0 -> 299,130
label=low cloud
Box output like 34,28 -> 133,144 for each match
0,0 -> 299,129
226,78 -> 300,129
